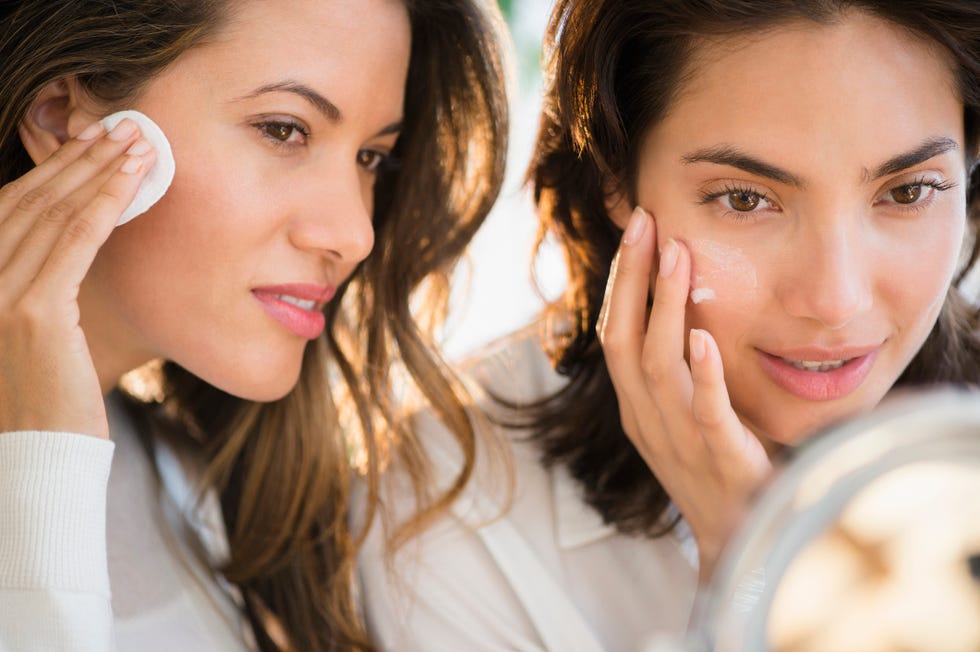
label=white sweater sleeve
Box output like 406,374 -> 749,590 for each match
0,431 -> 115,652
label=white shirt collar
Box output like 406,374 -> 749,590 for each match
153,435 -> 232,567
551,463 -> 700,569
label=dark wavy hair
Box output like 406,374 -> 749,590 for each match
0,1 -> 508,650
522,0 -> 980,537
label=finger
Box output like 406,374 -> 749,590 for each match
642,237 -> 694,403
597,206 -> 656,376
689,328 -> 769,475
0,143 -> 153,303
0,120 -> 143,265
596,248 -> 618,343
0,121 -> 107,222
33,151 -> 152,297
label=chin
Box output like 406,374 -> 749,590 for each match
198,362 -> 303,403
234,382 -> 300,403
749,397 -> 883,450
242,371 -> 303,402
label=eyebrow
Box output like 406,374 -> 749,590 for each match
236,80 -> 403,136
682,145 -> 806,188
682,137 -> 960,188
239,80 -> 341,121
867,137 -> 959,181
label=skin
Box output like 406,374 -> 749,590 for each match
598,11 -> 968,576
0,0 -> 410,438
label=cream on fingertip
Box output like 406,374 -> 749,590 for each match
99,110 -> 175,226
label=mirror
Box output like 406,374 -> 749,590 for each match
685,388 -> 980,652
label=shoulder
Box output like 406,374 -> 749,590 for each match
357,324 -> 576,650
371,322 -> 560,513
458,320 -> 567,410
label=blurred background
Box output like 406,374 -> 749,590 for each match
441,0 -> 563,360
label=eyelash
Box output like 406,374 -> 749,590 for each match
876,176 -> 957,214
254,119 -> 309,148
253,119 -> 397,174
697,183 -> 777,223
698,176 -> 957,222
356,149 -> 396,174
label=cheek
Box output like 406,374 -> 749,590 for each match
680,241 -> 765,361
111,143 -> 271,272
881,214 -> 966,326
94,175 -> 223,293
686,238 -> 760,307
85,148 -> 265,339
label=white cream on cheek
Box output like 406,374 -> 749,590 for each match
687,238 -> 759,303
690,287 -> 716,304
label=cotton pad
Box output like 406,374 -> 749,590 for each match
99,110 -> 176,226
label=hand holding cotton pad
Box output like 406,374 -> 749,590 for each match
99,110 -> 175,226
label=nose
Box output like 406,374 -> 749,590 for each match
777,221 -> 873,329
288,162 -> 375,264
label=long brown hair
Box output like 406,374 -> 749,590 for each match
523,0 -> 980,537
0,1 -> 508,650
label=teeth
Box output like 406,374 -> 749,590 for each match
785,359 -> 847,372
276,294 -> 316,311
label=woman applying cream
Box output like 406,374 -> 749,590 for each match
359,1 -> 980,649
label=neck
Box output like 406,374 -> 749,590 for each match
92,341 -> 154,398
79,278 -> 156,397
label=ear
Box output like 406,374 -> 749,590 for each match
18,77 -> 103,164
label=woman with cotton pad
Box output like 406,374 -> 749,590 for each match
358,1 -> 980,649
0,0 -> 507,649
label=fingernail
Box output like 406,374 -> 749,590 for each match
120,155 -> 143,174
76,122 -> 105,141
126,139 -> 152,156
690,329 -> 707,363
660,239 -> 679,277
108,118 -> 138,141
622,206 -> 648,246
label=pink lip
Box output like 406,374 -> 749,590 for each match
251,283 -> 335,340
757,345 -> 880,402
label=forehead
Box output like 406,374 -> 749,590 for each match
682,11 -> 956,98
645,11 -> 963,170
153,0 -> 411,111
216,0 -> 410,57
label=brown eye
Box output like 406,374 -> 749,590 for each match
728,190 -> 761,211
256,121 -> 307,146
356,149 -> 386,172
889,184 -> 922,204
264,124 -> 293,141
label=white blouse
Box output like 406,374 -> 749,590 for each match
359,325 -> 700,651
0,393 -> 253,651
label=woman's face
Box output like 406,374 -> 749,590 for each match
632,12 -> 968,445
78,0 -> 410,400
